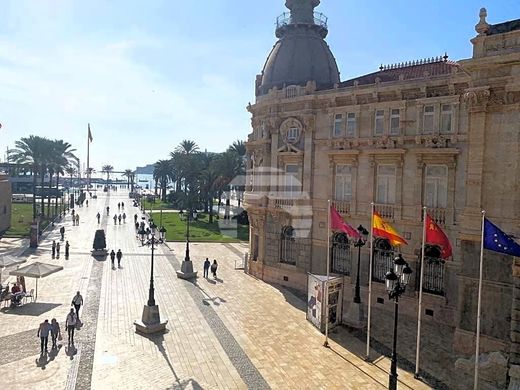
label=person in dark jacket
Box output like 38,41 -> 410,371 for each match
110,250 -> 116,269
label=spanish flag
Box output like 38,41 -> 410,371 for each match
372,212 -> 407,246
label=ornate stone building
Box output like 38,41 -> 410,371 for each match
245,2 -> 520,389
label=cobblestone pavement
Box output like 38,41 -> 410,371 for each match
0,191 -> 432,389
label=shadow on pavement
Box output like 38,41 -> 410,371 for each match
139,331 -> 204,390
188,279 -> 227,307
266,283 -> 307,312
0,302 -> 61,316
65,343 -> 78,360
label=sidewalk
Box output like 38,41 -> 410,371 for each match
0,192 -> 431,389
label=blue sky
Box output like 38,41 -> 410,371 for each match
0,0 -> 517,172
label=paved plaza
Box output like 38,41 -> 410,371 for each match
0,193 -> 431,389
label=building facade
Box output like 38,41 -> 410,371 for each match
245,2 -> 520,389
0,173 -> 12,232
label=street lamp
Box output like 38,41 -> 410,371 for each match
147,225 -> 157,306
353,225 -> 369,304
385,254 -> 413,390
185,208 -> 191,261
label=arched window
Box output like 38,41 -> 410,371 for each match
417,244 -> 445,296
331,233 -> 351,275
372,238 -> 394,283
280,226 -> 296,265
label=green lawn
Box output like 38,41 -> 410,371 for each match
142,198 -> 175,211
3,202 -> 54,237
150,211 -> 249,242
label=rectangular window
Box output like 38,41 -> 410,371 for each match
423,105 -> 435,134
390,109 -> 400,135
334,164 -> 352,201
346,113 -> 356,137
285,164 -> 300,198
440,104 -> 452,134
424,165 -> 448,208
287,127 -> 300,142
376,165 -> 396,204
374,110 -> 384,135
333,114 -> 343,137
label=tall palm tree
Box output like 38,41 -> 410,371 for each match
122,169 -> 134,190
153,160 -> 171,201
51,140 -> 78,215
12,135 -> 50,220
101,165 -> 114,187
175,139 -> 199,155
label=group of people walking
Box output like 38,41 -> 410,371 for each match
113,213 -> 127,225
203,258 -> 219,279
110,249 -> 123,269
37,291 -> 83,354
71,209 -> 80,226
51,240 -> 70,259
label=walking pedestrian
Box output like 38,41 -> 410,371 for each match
65,241 -> 70,259
135,221 -> 139,231
122,213 -> 126,223
50,318 -> 61,348
75,214 -> 80,225
72,209 -> 75,218
117,202 -> 120,210
86,200 -> 89,207
113,214 -> 117,225
96,212 -> 101,224
37,319 -> 51,354
65,309 -> 77,345
106,206 -> 110,216
203,258 -> 210,278
118,214 -> 122,224
134,214 -> 138,223
56,242 -> 60,258
71,291 -> 83,320
211,259 -> 218,279
110,250 -> 116,269
60,226 -> 65,240
51,240 -> 56,258
116,249 -> 123,268
121,202 -> 124,209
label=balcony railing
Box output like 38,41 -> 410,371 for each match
274,198 -> 294,209
332,200 -> 350,215
424,207 -> 447,226
275,11 -> 328,30
374,203 -> 401,221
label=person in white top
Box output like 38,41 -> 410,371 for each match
65,308 -> 77,345
71,291 -> 84,320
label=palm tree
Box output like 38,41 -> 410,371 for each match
51,140 -> 78,215
122,169 -> 134,190
228,140 -> 246,157
175,140 -> 199,155
101,165 -> 114,187
11,135 -> 50,220
154,160 -> 171,201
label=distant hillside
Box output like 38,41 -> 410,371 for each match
135,164 -> 155,175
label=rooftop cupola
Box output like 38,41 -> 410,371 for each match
256,0 -> 340,96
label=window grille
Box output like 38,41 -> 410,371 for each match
280,226 -> 296,265
331,233 -> 351,275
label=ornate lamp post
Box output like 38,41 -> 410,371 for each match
353,225 -> 369,304
135,224 -> 167,334
385,254 -> 413,390
176,204 -> 197,279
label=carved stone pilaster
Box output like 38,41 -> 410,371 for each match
508,259 -> 520,389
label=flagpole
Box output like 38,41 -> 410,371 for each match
87,124 -> 90,191
474,210 -> 486,390
324,199 -> 331,347
415,206 -> 427,377
366,202 -> 375,359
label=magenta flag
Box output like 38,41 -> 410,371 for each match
330,205 -> 361,239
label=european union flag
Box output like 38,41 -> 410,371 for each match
484,218 -> 520,257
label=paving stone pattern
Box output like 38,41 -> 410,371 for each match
165,248 -> 270,390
